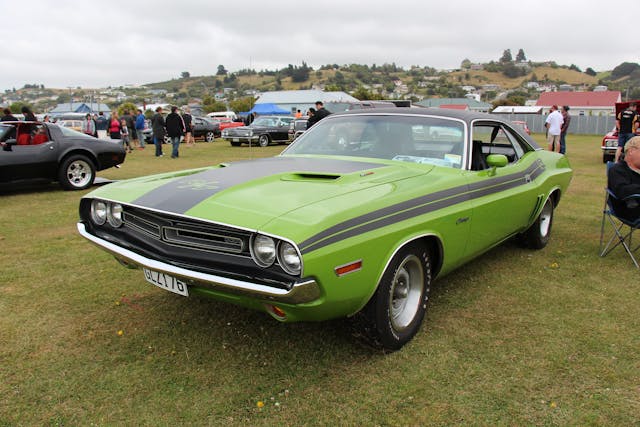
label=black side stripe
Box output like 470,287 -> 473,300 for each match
299,161 -> 545,254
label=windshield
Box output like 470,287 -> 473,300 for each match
252,117 -> 280,127
284,114 -> 466,169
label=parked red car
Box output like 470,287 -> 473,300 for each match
601,100 -> 640,163
213,118 -> 244,133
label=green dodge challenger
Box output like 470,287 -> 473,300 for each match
78,108 -> 572,350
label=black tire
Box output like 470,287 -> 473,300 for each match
58,154 -> 96,191
358,243 -> 432,351
205,131 -> 215,142
163,135 -> 171,144
521,197 -> 554,249
258,134 -> 270,147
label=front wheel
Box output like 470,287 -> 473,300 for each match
520,197 -> 554,249
258,134 -> 270,147
58,154 -> 96,190
205,131 -> 215,142
358,243 -> 432,351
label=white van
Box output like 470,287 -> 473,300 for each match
207,111 -> 237,121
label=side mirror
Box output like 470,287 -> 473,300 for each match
486,154 -> 508,168
2,139 -> 16,151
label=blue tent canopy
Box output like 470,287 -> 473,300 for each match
248,103 -> 291,115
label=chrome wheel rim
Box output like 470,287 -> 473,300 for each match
539,200 -> 553,237
66,159 -> 92,188
259,135 -> 269,146
389,255 -> 424,331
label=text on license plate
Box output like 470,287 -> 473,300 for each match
232,138 -> 239,142
143,268 -> 189,297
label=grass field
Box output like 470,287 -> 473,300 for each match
1,135 -> 638,426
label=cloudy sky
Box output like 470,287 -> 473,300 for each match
1,0 -> 636,91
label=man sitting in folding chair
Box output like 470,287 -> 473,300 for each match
600,136 -> 640,268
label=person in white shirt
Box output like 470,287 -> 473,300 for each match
545,105 -> 564,153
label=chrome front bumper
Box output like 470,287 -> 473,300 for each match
77,222 -> 321,304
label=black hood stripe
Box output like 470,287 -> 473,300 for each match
299,161 -> 546,254
132,157 -> 384,214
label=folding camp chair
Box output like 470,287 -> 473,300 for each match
599,164 -> 640,268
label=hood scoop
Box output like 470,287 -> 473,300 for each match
282,172 -> 342,181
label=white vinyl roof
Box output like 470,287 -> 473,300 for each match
492,106 -> 543,114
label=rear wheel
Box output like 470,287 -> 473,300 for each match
521,197 -> 554,249
258,134 -> 270,147
58,154 -> 95,190
205,131 -> 215,142
357,243 -> 431,351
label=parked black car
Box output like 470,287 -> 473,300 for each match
143,116 -> 220,144
221,115 -> 294,147
192,116 -> 220,140
0,121 -> 126,190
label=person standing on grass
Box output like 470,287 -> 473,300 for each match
135,109 -> 146,149
182,107 -> 194,147
82,113 -> 96,137
121,110 -> 136,148
545,105 -> 563,153
96,112 -> 108,139
559,106 -> 571,154
165,105 -> 185,159
151,106 -> 166,157
107,111 -> 121,140
615,102 -> 638,163
120,119 -> 133,153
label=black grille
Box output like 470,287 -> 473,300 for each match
122,206 -> 251,257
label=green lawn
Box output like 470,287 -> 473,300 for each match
1,136 -> 638,426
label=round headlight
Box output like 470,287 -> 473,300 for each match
251,234 -> 276,267
107,203 -> 124,228
278,242 -> 301,275
90,200 -> 107,225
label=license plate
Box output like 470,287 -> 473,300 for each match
143,268 -> 189,297
232,138 -> 239,142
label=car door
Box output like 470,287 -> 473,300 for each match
271,118 -> 292,142
0,125 -> 58,182
464,121 -> 543,258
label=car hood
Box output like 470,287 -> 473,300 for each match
90,156 -> 434,237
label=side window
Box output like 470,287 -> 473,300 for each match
471,123 -> 527,169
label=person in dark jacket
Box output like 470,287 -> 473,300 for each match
151,106 -> 166,157
608,136 -> 640,222
165,106 -> 185,158
21,106 -> 37,122
0,108 -> 18,122
307,101 -> 331,128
